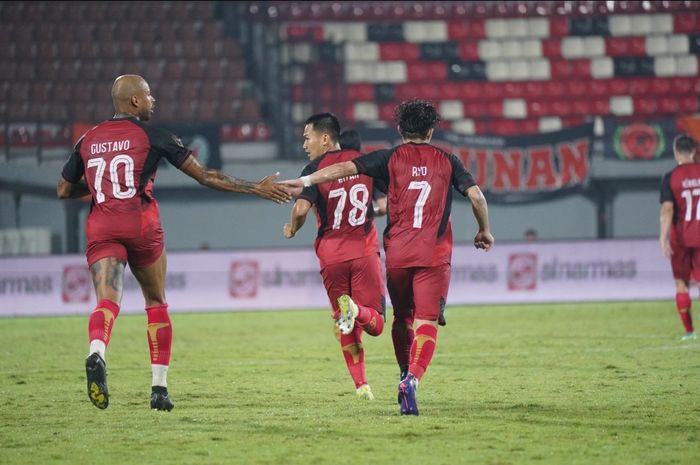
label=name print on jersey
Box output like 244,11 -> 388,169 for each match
681,178 -> 700,189
90,140 -> 131,155
412,166 -> 427,176
338,174 -> 359,183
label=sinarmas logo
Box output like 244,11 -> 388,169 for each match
229,260 -> 259,298
541,258 -> 637,281
62,265 -> 91,303
508,253 -> 538,290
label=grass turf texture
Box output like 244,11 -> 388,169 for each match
1,301 -> 698,465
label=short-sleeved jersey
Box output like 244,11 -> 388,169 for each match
660,163 -> 700,247
61,116 -> 190,240
353,142 -> 476,268
298,149 -> 379,268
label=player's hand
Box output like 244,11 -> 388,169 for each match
474,230 -> 494,251
278,178 -> 304,197
660,238 -> 673,259
283,223 -> 295,239
256,172 -> 293,204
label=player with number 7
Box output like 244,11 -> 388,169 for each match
280,99 -> 494,415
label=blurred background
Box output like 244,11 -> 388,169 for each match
1,0 -> 700,256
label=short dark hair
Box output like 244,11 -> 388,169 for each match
674,133 -> 697,155
305,113 -> 340,143
394,99 -> 441,139
339,129 -> 361,151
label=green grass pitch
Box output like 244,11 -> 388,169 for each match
1,301 -> 698,465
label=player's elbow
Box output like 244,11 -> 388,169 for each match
56,180 -> 71,199
467,186 -> 487,207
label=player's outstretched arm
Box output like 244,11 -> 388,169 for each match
178,155 -> 292,204
466,185 -> 494,251
280,161 -> 359,196
57,176 -> 90,199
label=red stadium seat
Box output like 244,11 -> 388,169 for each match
523,81 -> 545,98
607,78 -> 629,95
550,60 -> 573,79
587,80 -> 609,98
527,100 -> 552,117
633,97 -> 657,115
550,17 -> 569,36
378,103 -> 395,121
551,100 -> 573,117
650,78 -> 672,95
481,82 -> 502,100
680,95 -> 699,113
674,12 -> 696,33
460,82 -> 482,101
544,80 -> 567,98
441,82 -> 464,100
347,84 -> 374,101
572,100 -> 592,116
379,43 -> 419,61
658,96 -> 680,114
542,39 -> 561,58
628,77 -> 651,96
571,59 -> 591,78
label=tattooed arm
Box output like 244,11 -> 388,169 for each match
178,155 -> 291,204
57,176 -> 90,199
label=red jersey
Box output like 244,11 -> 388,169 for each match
60,116 -> 190,241
660,162 -> 700,247
298,149 -> 380,268
354,142 -> 476,268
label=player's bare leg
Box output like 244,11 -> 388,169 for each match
131,252 -> 174,411
675,279 -> 696,340
86,257 -> 126,409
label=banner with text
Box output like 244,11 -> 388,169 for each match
356,123 -> 594,203
0,239 -> 674,317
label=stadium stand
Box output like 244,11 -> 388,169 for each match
0,0 -> 272,158
2,0 -> 700,157
246,0 -> 700,135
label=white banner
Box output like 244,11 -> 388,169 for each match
0,239 -> 675,317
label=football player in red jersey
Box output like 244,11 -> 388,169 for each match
660,133 -> 700,341
281,100 -> 494,415
57,75 -> 291,411
283,114 -> 386,400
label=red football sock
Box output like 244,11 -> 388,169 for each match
88,299 -> 120,346
408,324 -> 438,380
356,304 -> 384,336
340,326 -> 366,388
676,292 -> 694,332
392,313 -> 415,375
146,304 -> 172,365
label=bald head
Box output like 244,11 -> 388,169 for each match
111,74 -> 155,120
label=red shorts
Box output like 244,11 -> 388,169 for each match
386,264 -> 451,321
85,207 -> 164,269
320,254 -> 385,320
670,243 -> 700,281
